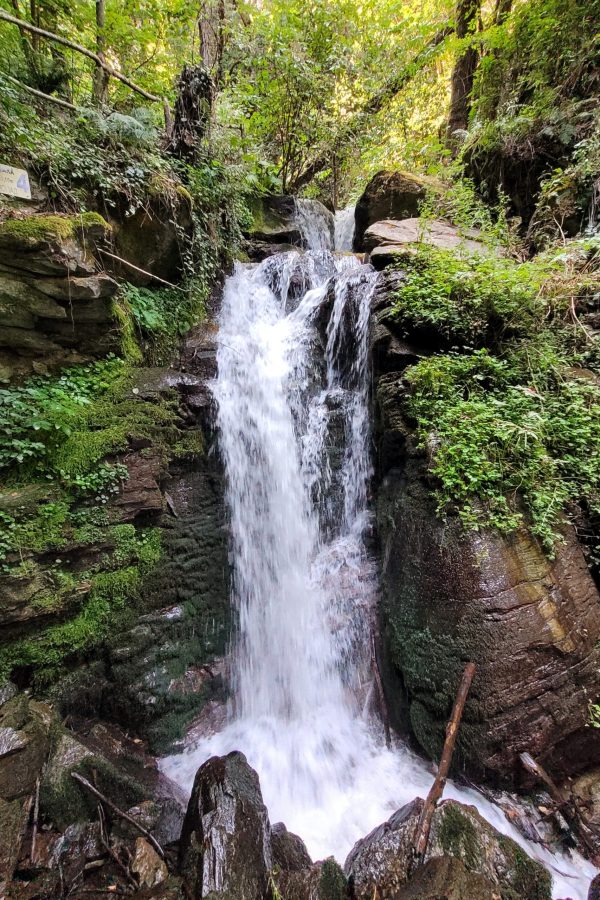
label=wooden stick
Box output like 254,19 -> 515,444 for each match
96,248 -> 182,290
30,776 -> 40,864
71,772 -> 165,859
0,9 -> 169,112
2,72 -> 78,110
413,662 -> 476,861
520,753 -> 600,863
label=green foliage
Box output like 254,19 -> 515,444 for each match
0,358 -> 124,474
393,242 -> 600,553
391,247 -> 550,346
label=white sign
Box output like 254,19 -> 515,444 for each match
0,164 -> 31,200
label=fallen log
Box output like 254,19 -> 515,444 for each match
412,662 -> 476,863
520,752 -> 600,864
71,771 -> 165,859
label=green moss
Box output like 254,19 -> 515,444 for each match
41,740 -> 145,830
318,858 -> 347,900
497,836 -> 552,900
437,805 -> 481,871
113,296 -> 144,364
0,212 -> 110,245
0,528 -> 161,684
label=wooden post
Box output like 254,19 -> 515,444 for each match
412,662 -> 476,862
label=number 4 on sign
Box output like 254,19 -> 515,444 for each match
0,164 -> 32,199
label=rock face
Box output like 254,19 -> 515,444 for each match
372,273 -> 600,780
364,217 -> 491,269
179,751 -> 272,899
245,194 -> 303,259
109,182 -> 193,287
353,171 -> 443,252
345,797 -> 551,900
0,213 -> 118,382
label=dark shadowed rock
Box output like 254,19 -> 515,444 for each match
353,171 -> 444,251
345,798 -> 551,900
271,821 -> 313,871
589,873 -> 600,900
179,751 -> 272,899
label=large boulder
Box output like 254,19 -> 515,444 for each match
345,797 -> 551,900
274,858 -> 348,900
0,213 -> 118,381
372,283 -> 600,780
353,171 -> 443,252
179,751 -> 272,899
364,218 -> 492,269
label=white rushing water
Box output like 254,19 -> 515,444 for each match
334,204 -> 356,252
162,208 -> 596,898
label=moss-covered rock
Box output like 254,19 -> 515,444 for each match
345,797 -> 551,900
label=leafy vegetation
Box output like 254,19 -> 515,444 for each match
396,241 -> 600,554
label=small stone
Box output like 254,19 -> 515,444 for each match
131,837 -> 168,887
0,728 -> 27,758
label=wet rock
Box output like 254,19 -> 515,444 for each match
120,798 -> 185,847
179,751 -> 272,899
0,694 -> 54,895
345,798 -> 551,900
47,821 -> 104,885
364,218 -> 490,259
0,695 -> 53,800
245,194 -> 302,246
572,769 -> 600,833
113,451 -> 164,521
372,286 -> 600,778
132,836 -> 169,887
589,873 -> 600,900
271,821 -> 313,871
354,171 -> 443,251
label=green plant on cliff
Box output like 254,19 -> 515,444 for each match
0,526 -> 161,687
398,244 -> 600,553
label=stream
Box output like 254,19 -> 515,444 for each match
162,202 -> 596,898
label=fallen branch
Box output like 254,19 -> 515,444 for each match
97,248 -> 182,289
30,777 -> 40,864
520,752 -> 600,863
71,772 -> 165,859
97,803 -> 138,890
0,9 -> 171,122
2,72 -> 78,110
412,662 -> 476,863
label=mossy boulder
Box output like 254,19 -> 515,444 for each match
345,797 -> 551,900
40,726 -> 146,830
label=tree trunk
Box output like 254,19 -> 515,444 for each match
92,0 -> 109,105
446,0 -> 481,149
198,0 -> 226,87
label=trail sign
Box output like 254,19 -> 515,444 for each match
0,164 -> 31,200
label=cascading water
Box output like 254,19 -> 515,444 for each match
334,204 -> 356,252
162,208 -> 596,898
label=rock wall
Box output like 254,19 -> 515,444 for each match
371,269 -> 600,782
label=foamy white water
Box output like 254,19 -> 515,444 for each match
334,204 -> 356,251
161,210 -> 596,899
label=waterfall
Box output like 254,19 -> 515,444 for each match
334,205 -> 356,252
161,209 -> 595,898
